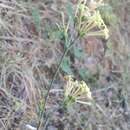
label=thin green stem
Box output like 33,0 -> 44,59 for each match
37,35 -> 79,130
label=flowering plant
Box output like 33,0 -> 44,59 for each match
64,75 -> 92,107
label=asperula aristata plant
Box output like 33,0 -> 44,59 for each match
64,75 -> 92,108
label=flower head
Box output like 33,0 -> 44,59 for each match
75,1 -> 109,39
64,75 -> 92,107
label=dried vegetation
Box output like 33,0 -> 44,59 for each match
0,0 -> 130,130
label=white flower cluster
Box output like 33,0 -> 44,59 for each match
64,75 -> 92,106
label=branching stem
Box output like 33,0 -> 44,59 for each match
37,35 -> 79,130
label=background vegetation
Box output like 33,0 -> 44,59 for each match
0,0 -> 130,130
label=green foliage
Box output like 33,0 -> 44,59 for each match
73,46 -> 85,59
79,68 -> 98,84
57,0 -> 109,82
107,40 -> 113,49
31,7 -> 41,33
79,68 -> 89,81
44,24 -> 63,41
66,1 -> 74,25
98,4 -> 118,25
57,13 -> 70,46
37,99 -> 45,118
63,95 -> 75,109
108,0 -> 122,9
61,56 -> 72,74
15,100 -> 23,111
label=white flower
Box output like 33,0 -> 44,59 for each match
64,75 -> 92,106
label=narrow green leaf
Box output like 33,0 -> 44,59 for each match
31,7 -> 41,33
66,1 -> 74,24
79,68 -> 89,81
61,57 -> 72,74
73,46 -> 84,59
